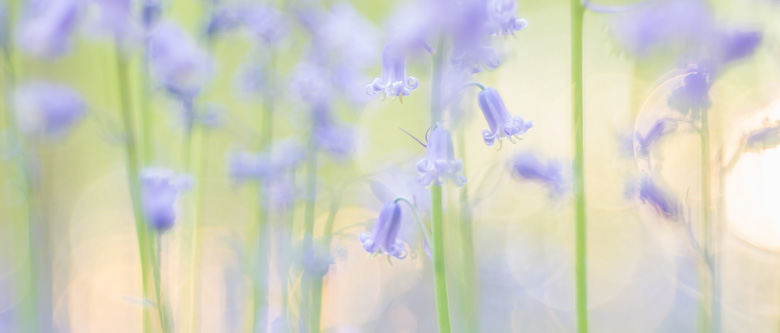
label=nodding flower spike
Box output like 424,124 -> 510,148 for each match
668,68 -> 711,115
486,0 -> 528,37
140,168 -> 192,232
366,42 -> 419,101
16,0 -> 80,60
148,22 -> 212,101
746,123 -> 780,152
637,176 -> 681,222
478,87 -> 532,146
510,152 -> 566,198
360,201 -> 407,259
416,126 -> 467,186
14,81 -> 86,138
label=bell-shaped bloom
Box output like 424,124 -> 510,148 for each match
510,152 -> 567,198
635,119 -> 676,156
14,81 -> 86,138
142,0 -> 161,29
140,168 -> 192,231
242,4 -> 288,45
148,22 -> 212,100
228,139 -> 305,184
450,0 -> 500,73
478,87 -> 532,146
16,0 -> 81,60
366,42 -> 418,100
360,201 -> 407,259
636,176 -> 681,221
485,0 -> 528,37
89,0 -> 135,39
712,29 -> 762,67
668,68 -> 711,115
746,123 -> 780,152
417,126 -> 467,186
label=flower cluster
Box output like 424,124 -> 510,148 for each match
140,168 -> 192,231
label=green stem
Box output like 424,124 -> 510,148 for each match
699,109 -> 715,333
570,1 -> 588,332
456,130 -> 478,332
300,129 -> 319,333
114,42 -> 158,333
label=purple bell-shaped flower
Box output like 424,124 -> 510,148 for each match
478,87 -> 532,146
360,201 -> 407,259
416,126 -> 467,186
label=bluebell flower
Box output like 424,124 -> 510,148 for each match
635,119 -> 676,156
142,0 -> 162,29
148,22 -> 212,100
228,140 -> 305,184
14,81 -> 86,138
485,0 -> 528,37
509,152 -> 566,197
746,123 -> 780,152
206,6 -> 243,38
89,0 -> 135,39
451,0 -> 500,73
242,4 -> 288,45
477,87 -> 532,146
712,29 -> 762,67
417,126 -> 467,186
360,201 -> 407,259
667,68 -> 711,115
313,108 -> 356,158
16,0 -> 81,60
140,168 -> 192,231
289,61 -> 333,105
366,42 -> 419,100
303,240 -> 335,277
636,176 -> 681,221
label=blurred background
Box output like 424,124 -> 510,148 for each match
1,0 -> 780,331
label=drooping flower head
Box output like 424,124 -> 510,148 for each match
450,0 -> 500,73
142,0 -> 162,29
242,4 -> 288,45
712,30 -> 762,66
312,105 -> 356,158
485,0 -> 527,37
667,67 -> 711,115
746,123 -> 780,152
16,0 -> 81,60
366,42 -> 419,100
478,87 -> 532,146
509,152 -> 567,198
417,125 -> 467,186
140,168 -> 192,231
148,22 -> 212,100
360,201 -> 407,259
636,176 -> 681,222
88,0 -> 135,40
228,139 -> 305,184
205,6 -> 243,38
14,81 -> 86,138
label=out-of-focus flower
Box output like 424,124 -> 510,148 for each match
608,0 -> 709,59
13,82 -> 86,138
89,0 -> 135,39
478,87 -> 532,146
667,68 -> 711,115
746,123 -> 780,152
303,240 -> 335,277
485,0 -> 527,37
711,29 -> 762,67
228,139 -> 305,184
366,42 -> 419,100
451,0 -> 500,73
0,3 -> 7,49
140,168 -> 192,231
148,22 -> 212,100
142,0 -> 161,29
509,152 -> 567,197
417,126 -> 466,186
289,61 -> 333,105
206,6 -> 243,38
360,201 -> 407,259
242,4 -> 288,45
313,107 -> 356,158
16,0 -> 81,60
635,119 -> 676,156
636,176 -> 681,221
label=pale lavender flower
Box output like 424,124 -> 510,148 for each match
360,201 -> 407,259
417,126 -> 467,186
451,0 -> 500,73
711,29 -> 762,67
289,61 -> 333,105
89,0 -> 135,39
142,0 -> 162,28
242,4 -> 288,45
148,22 -> 212,100
303,240 -> 335,277
510,152 -> 566,197
313,108 -> 356,158
668,68 -> 711,115
635,119 -> 676,156
636,176 -> 681,221
485,0 -> 527,37
228,140 -> 305,184
746,123 -> 780,152
140,168 -> 192,231
206,6 -> 243,37
16,0 -> 81,60
13,82 -> 86,138
366,42 -> 419,100
478,87 -> 532,146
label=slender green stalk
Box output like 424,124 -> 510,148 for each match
456,130 -> 478,332
114,43 -> 160,333
299,129 -> 319,333
699,109 -> 715,333
570,1 -> 588,332
309,191 -> 341,333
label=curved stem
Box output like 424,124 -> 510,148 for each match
570,1 -> 588,332
394,197 -> 433,252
